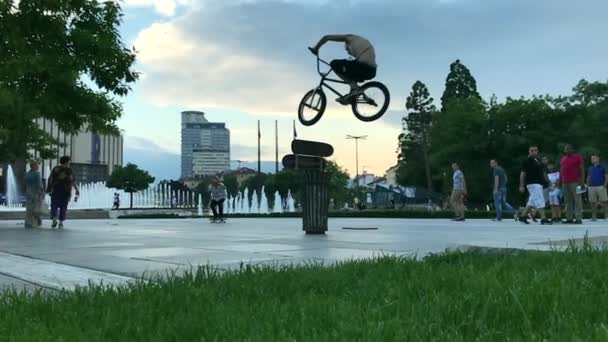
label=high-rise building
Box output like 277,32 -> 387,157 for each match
32,118 -> 123,183
181,111 -> 230,177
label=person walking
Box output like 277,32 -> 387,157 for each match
587,155 -> 608,221
24,161 -> 45,228
490,159 -> 514,221
451,163 -> 466,221
547,161 -> 562,222
208,177 -> 227,221
542,156 -> 551,207
518,146 -> 551,225
112,192 -> 120,210
46,156 -> 79,229
560,144 -> 584,224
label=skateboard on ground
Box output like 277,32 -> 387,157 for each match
209,218 -> 226,224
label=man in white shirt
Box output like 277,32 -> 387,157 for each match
310,34 -> 377,104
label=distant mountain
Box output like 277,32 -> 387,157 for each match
230,161 -> 283,174
124,147 -> 180,181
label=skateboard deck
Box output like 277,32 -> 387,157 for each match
291,139 -> 333,157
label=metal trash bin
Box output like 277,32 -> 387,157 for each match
302,169 -> 330,234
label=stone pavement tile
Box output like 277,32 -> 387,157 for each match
0,274 -> 43,292
31,253 -> 180,279
1,217 -> 608,291
133,250 -> 292,267
0,252 -> 133,290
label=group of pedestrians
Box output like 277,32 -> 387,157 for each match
24,156 -> 79,229
450,144 -> 608,224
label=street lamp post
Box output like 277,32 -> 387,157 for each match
346,135 -> 367,188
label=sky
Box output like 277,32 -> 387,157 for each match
116,0 -> 608,180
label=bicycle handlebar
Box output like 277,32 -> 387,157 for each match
308,47 -> 332,77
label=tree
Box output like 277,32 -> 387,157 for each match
107,163 -> 155,209
223,174 -> 239,198
194,179 -> 212,207
399,81 -> 435,192
0,0 -> 137,162
429,97 -> 489,204
243,173 -> 267,203
326,161 -> 350,209
440,59 -> 480,109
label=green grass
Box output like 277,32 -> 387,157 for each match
2,246 -> 608,340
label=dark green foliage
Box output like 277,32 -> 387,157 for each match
440,59 -> 481,109
0,0 -> 137,162
398,81 -> 435,191
106,163 -> 154,209
398,58 -> 608,205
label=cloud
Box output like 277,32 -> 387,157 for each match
123,135 -> 176,153
134,20 -> 309,114
132,0 -> 608,116
123,0 -> 192,16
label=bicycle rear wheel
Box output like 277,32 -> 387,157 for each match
298,88 -> 327,126
351,81 -> 390,122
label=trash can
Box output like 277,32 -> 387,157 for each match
302,169 -> 330,234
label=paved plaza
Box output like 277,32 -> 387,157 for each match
1,217 -> 607,291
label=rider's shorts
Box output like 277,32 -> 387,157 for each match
330,59 -> 376,83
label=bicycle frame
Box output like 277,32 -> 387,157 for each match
314,55 -> 347,98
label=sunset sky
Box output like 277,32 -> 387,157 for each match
116,0 -> 608,180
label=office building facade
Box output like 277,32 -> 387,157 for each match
32,118 -> 123,183
181,111 -> 230,177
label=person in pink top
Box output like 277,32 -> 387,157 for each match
559,144 -> 585,224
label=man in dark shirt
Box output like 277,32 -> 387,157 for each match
518,146 -> 551,224
490,159 -> 514,221
47,156 -> 80,229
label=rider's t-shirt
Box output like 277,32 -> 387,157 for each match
346,35 -> 376,67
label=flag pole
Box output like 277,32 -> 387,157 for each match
275,120 -> 279,173
257,120 -> 261,173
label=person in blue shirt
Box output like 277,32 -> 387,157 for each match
586,155 -> 608,221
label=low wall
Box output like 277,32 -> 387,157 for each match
0,209 -> 110,220
108,208 -> 198,219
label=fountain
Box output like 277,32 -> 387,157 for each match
259,186 -> 269,214
235,193 -> 241,214
197,194 -> 203,216
287,190 -> 295,212
5,165 -> 19,208
225,196 -> 231,214
273,191 -> 282,213
0,164 -> 295,215
243,188 -> 249,213
251,189 -> 259,214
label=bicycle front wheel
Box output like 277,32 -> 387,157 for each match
298,88 -> 327,126
351,81 -> 390,122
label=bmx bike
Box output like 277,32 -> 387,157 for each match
298,47 -> 390,126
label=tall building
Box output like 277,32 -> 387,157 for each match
32,118 -> 123,183
181,111 -> 230,177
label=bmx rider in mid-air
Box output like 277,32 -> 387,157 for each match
310,34 -> 377,104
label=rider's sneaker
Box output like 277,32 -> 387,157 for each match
337,87 -> 362,105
